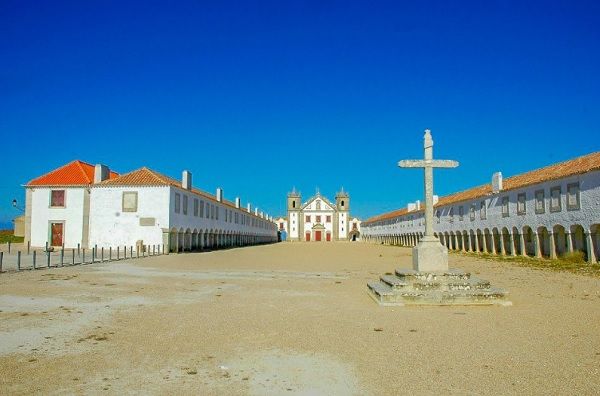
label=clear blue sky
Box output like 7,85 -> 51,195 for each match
1,0 -> 599,228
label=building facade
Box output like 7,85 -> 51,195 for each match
24,161 -> 278,251
361,152 -> 600,263
285,189 -> 361,242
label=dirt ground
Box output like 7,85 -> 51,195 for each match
1,242 -> 599,395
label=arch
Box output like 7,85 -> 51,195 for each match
512,227 -> 521,255
475,229 -> 483,252
537,226 -> 550,258
591,224 -> 600,263
570,224 -> 588,260
469,229 -> 476,252
501,227 -> 511,256
491,227 -> 501,255
522,225 -> 535,256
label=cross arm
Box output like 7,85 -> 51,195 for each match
398,159 -> 459,168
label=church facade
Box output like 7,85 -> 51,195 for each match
285,189 -> 361,242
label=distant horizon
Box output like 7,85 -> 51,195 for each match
2,1 -> 599,226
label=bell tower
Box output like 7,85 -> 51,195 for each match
335,188 -> 350,241
287,187 -> 302,241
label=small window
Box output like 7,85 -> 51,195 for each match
517,193 -> 526,215
174,193 -> 181,213
122,191 -> 138,212
567,183 -> 580,211
193,199 -> 198,216
50,190 -> 65,207
182,195 -> 188,215
326,215 -> 331,223
535,190 -> 545,214
216,206 -> 219,220
305,215 -> 311,223
480,201 -> 487,220
469,204 -> 475,221
292,201 -> 296,208
501,196 -> 509,217
459,206 -> 464,221
341,200 -> 345,207
550,186 -> 562,212
316,215 -> 321,223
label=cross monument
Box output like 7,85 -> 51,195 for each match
398,129 -> 459,272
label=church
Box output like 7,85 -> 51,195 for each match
282,188 -> 361,242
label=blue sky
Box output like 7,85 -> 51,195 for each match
1,0 -> 599,228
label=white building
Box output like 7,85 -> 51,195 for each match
285,189 -> 361,241
24,160 -> 278,251
361,152 -> 600,263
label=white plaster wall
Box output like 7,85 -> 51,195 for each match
29,187 -> 86,248
168,187 -> 276,237
89,186 -> 171,247
362,170 -> 600,237
289,212 -> 299,238
338,212 -> 348,239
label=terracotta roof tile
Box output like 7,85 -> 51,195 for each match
27,160 -> 118,186
364,151 -> 600,224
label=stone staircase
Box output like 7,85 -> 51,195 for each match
367,268 -> 510,306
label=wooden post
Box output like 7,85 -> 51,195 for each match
82,248 -> 86,265
47,249 -> 51,268
109,247 -> 112,261
72,249 -> 75,265
117,246 -> 120,260
8,240 -> 11,254
101,247 -> 104,262
0,251 -> 3,272
17,251 -> 21,271
27,241 -> 30,255
60,247 -> 64,267
33,251 -> 36,269
130,246 -> 133,259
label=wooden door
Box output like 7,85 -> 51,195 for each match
51,223 -> 63,246
315,231 -> 322,241
305,232 -> 311,242
326,233 -> 331,242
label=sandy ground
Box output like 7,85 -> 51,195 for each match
1,242 -> 599,395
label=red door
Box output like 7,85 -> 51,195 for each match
326,233 -> 331,242
305,232 -> 311,242
51,223 -> 63,246
315,231 -> 322,241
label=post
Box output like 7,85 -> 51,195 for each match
92,247 -> 95,264
0,251 -> 3,272
8,240 -> 11,254
162,244 -> 165,255
17,251 -> 21,270
33,250 -> 37,269
136,245 -> 139,259
153,245 -> 156,256
60,247 -> 64,266
47,249 -> 51,267
45,241 -> 48,252
72,249 -> 75,265
27,241 -> 30,255
77,243 -> 81,257
117,246 -> 120,260
130,246 -> 133,259
82,248 -> 86,264
109,246 -> 112,261
101,247 -> 104,262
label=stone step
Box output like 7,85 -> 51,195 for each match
367,281 -> 398,304
380,275 -> 409,288
395,268 -> 471,281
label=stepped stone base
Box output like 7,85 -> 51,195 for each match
367,268 -> 511,306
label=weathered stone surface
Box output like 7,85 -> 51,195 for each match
367,268 -> 510,306
412,237 -> 449,272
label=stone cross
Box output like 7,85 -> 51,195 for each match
398,129 -> 459,272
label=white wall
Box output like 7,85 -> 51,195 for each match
89,186 -> 171,248
29,187 -> 86,248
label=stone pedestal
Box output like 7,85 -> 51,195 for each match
412,236 -> 448,272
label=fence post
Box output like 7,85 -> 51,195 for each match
8,241 -> 11,254
82,248 -> 85,265
130,246 -> 133,259
72,249 -> 75,265
77,243 -> 80,257
162,244 -> 165,255
109,246 -> 112,261
17,251 -> 21,271
0,251 -> 3,272
33,251 -> 37,269
45,241 -> 48,252
91,247 -> 95,264
101,247 -> 104,263
27,241 -> 30,255
153,245 -> 156,256
117,246 -> 120,260
47,250 -> 51,268
60,247 -> 64,267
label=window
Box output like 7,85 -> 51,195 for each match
449,207 -> 454,223
341,200 -> 345,207
469,204 -> 475,221
567,183 -> 580,211
292,201 -> 296,208
216,206 -> 219,220
501,196 -> 509,217
459,206 -> 464,221
517,193 -> 526,215
280,222 -> 284,230
326,215 -> 331,223
316,201 -> 321,210
550,186 -> 561,212
316,215 -> 321,223
305,215 -> 311,223
193,199 -> 198,216
535,190 -> 545,214
50,190 -> 65,207
205,202 -> 209,218
122,191 -> 138,212
174,193 -> 181,213
480,201 -> 487,220
182,195 -> 188,215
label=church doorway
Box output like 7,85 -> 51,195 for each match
305,232 -> 311,242
315,231 -> 322,241
326,232 -> 331,242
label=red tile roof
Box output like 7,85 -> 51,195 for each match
27,160 -> 118,186
364,151 -> 600,224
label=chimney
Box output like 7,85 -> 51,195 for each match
235,197 -> 240,209
407,202 -> 416,212
416,200 -> 421,210
182,170 -> 192,190
492,172 -> 503,193
255,208 -> 258,216
247,203 -> 251,212
94,164 -> 110,183
216,188 -> 223,202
